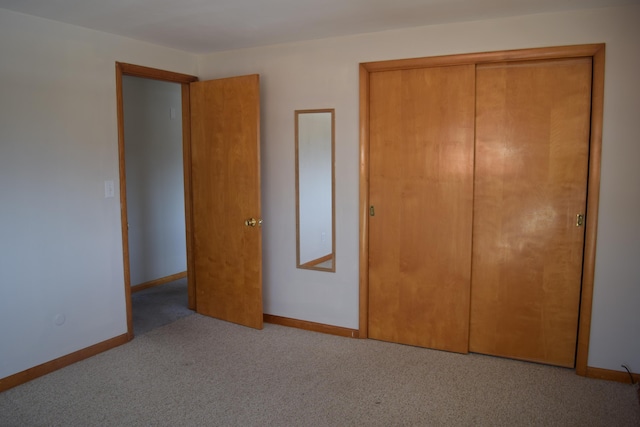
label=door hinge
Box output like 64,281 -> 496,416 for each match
369,206 -> 375,216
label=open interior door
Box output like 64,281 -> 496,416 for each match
190,74 -> 263,329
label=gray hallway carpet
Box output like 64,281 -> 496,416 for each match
131,277 -> 193,336
1,314 -> 639,426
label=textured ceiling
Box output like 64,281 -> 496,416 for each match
0,0 -> 633,53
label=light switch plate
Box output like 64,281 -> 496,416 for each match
104,180 -> 115,198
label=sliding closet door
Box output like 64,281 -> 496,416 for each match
470,58 -> 592,367
368,65 -> 475,353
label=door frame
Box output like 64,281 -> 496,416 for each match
358,44 -> 605,376
115,62 -> 199,338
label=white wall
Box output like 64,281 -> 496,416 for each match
0,9 -> 197,379
198,5 -> 640,372
123,76 -> 186,286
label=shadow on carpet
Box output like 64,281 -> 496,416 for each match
131,277 -> 194,336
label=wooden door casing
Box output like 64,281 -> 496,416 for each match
469,58 -> 593,367
367,65 -> 475,353
115,62 -> 199,338
190,75 -> 263,330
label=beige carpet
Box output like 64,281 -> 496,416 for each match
1,314 -> 638,426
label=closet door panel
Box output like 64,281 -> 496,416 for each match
470,58 -> 592,367
368,65 -> 475,353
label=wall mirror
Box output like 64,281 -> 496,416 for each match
295,109 -> 335,272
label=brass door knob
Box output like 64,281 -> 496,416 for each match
245,218 -> 262,227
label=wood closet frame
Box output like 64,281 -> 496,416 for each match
358,44 -> 605,377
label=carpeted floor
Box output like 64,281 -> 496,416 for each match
131,277 -> 193,336
1,314 -> 639,426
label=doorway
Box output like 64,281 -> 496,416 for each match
115,63 -> 199,338
116,64 -> 264,336
122,75 -> 190,335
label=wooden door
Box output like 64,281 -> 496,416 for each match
368,65 -> 475,352
470,58 -> 592,366
190,75 -> 263,329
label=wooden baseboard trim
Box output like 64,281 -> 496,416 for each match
131,271 -> 187,293
0,333 -> 130,393
586,366 -> 640,384
264,314 -> 359,338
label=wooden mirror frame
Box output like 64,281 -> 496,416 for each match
295,109 -> 336,272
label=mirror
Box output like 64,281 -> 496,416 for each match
295,109 -> 335,272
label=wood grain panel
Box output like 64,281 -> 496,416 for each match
117,63 -> 199,84
368,65 -> 475,353
470,58 -> 593,367
181,84 -> 196,311
190,75 -> 263,330
360,43 -> 605,375
575,45 -> 605,376
362,44 -> 604,73
359,64 -> 371,339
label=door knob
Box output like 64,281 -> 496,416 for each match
245,218 -> 262,227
